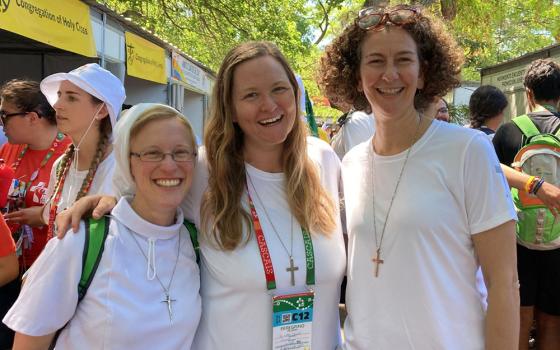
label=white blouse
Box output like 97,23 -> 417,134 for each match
4,197 -> 201,349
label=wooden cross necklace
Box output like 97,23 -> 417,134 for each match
371,114 -> 423,277
247,172 -> 298,286
127,226 -> 181,324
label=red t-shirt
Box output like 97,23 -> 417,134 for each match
0,215 -> 15,257
0,134 -> 71,269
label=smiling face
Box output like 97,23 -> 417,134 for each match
358,27 -> 424,120
231,55 -> 297,155
53,80 -> 107,140
129,117 -> 195,223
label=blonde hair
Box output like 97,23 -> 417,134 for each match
130,108 -> 196,152
201,41 -> 337,251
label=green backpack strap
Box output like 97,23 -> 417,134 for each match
78,216 -> 110,301
50,215 -> 110,350
183,219 -> 200,264
512,115 -> 540,139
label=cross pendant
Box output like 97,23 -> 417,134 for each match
161,293 -> 177,324
372,248 -> 384,278
286,256 -> 299,286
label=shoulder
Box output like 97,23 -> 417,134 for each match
347,111 -> 374,126
0,143 -> 22,163
306,136 -> 338,163
427,121 -> 484,147
23,222 -> 86,279
494,121 -> 521,143
342,139 -> 370,167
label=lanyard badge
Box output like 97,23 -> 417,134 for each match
272,291 -> 314,350
246,188 -> 316,349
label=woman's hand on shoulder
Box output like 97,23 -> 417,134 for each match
55,195 -> 117,238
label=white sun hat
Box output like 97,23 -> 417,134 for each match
40,63 -> 126,128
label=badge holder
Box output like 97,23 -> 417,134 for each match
272,290 -> 314,350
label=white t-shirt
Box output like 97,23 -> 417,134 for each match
331,110 -> 375,160
4,197 -> 201,349
341,121 -> 516,350
183,137 -> 346,350
42,152 -> 116,224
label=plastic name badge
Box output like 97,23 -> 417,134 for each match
272,291 -> 314,350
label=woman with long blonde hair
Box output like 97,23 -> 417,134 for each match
55,41 -> 346,350
183,41 -> 345,349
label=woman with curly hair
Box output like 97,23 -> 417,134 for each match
319,4 -> 519,349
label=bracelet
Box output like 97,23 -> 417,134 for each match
528,177 -> 541,194
524,176 -> 536,193
532,178 -> 545,195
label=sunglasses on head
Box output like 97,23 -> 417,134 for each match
357,6 -> 418,31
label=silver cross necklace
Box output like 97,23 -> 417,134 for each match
247,172 -> 298,286
127,226 -> 181,324
371,114 -> 423,277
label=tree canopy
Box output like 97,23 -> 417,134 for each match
98,0 -> 560,120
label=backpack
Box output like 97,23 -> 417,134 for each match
50,216 -> 199,348
511,114 -> 560,249
79,216 -> 199,296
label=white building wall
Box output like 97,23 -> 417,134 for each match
183,90 -> 205,144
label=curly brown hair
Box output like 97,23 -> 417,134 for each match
318,5 -> 464,112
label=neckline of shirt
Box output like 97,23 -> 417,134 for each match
112,196 -> 183,240
245,162 -> 284,181
369,119 -> 438,162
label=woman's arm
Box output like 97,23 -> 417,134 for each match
472,220 -> 519,350
13,332 -> 56,350
4,206 -> 46,227
0,252 -> 18,287
55,195 -> 117,238
500,164 -> 560,215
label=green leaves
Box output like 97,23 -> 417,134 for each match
98,0 -> 559,119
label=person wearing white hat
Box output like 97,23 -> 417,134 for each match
3,103 -> 201,349
38,63 -> 126,239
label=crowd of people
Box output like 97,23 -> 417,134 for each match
0,3 -> 559,350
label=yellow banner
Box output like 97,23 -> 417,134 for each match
0,0 -> 96,57
125,32 -> 167,84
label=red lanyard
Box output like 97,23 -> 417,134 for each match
246,188 -> 315,291
46,156 -> 96,239
12,132 -> 65,175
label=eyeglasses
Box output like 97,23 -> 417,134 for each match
0,111 -> 30,125
357,6 -> 418,31
130,149 -> 197,163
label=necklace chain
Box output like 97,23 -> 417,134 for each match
246,171 -> 294,259
126,221 -> 181,297
371,115 -> 423,267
